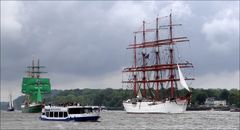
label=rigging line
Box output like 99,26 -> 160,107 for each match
174,44 -> 182,63
174,79 -> 179,97
137,82 -> 141,91
187,40 -> 195,86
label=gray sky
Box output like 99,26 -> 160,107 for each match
1,1 -> 239,101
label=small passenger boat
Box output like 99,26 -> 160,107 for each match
40,105 -> 100,121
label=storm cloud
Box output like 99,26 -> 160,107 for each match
1,1 -> 239,101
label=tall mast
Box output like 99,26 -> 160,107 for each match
169,13 -> 175,99
36,59 -> 41,104
37,59 -> 40,78
133,35 -> 137,97
142,20 -> 146,97
31,59 -> 35,78
155,17 -> 160,100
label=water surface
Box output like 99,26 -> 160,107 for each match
1,110 -> 239,129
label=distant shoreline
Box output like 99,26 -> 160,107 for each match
1,88 -> 239,111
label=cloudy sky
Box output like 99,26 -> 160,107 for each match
1,1 -> 239,101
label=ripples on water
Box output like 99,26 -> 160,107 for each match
1,110 -> 239,129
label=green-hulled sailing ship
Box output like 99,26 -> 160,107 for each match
21,59 -> 51,113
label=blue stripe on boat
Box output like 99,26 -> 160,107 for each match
73,116 -> 100,121
40,117 -> 71,121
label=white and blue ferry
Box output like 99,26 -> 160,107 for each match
40,105 -> 100,121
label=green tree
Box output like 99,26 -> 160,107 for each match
206,89 -> 220,97
219,89 -> 229,101
196,92 -> 207,105
228,89 -> 240,107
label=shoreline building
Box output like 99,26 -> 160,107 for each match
205,97 -> 227,107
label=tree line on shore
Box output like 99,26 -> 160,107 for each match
3,88 -> 240,110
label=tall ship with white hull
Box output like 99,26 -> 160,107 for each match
122,13 -> 194,114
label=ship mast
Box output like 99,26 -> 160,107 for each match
169,13 -> 175,99
37,59 -> 40,78
27,59 -> 46,78
142,20 -> 146,97
133,35 -> 137,97
31,59 -> 35,78
155,17 -> 160,100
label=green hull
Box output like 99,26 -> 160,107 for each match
21,104 -> 42,113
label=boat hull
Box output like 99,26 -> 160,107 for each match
69,113 -> 100,122
40,117 -> 71,121
123,100 -> 188,114
40,116 -> 100,122
230,108 -> 240,112
7,108 -> 14,111
21,104 -> 42,113
73,116 -> 100,121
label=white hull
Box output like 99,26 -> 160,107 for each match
123,99 -> 188,114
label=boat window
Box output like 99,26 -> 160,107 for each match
50,112 -> 53,117
59,112 -> 63,117
80,108 -> 84,114
64,112 -> 68,117
42,112 -> 45,115
93,108 -> 99,112
46,112 -> 49,117
69,108 -> 82,114
84,108 -> 93,113
88,108 -> 93,112
54,112 -> 58,117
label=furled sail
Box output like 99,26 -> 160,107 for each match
177,64 -> 190,92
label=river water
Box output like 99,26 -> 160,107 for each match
1,110 -> 239,129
